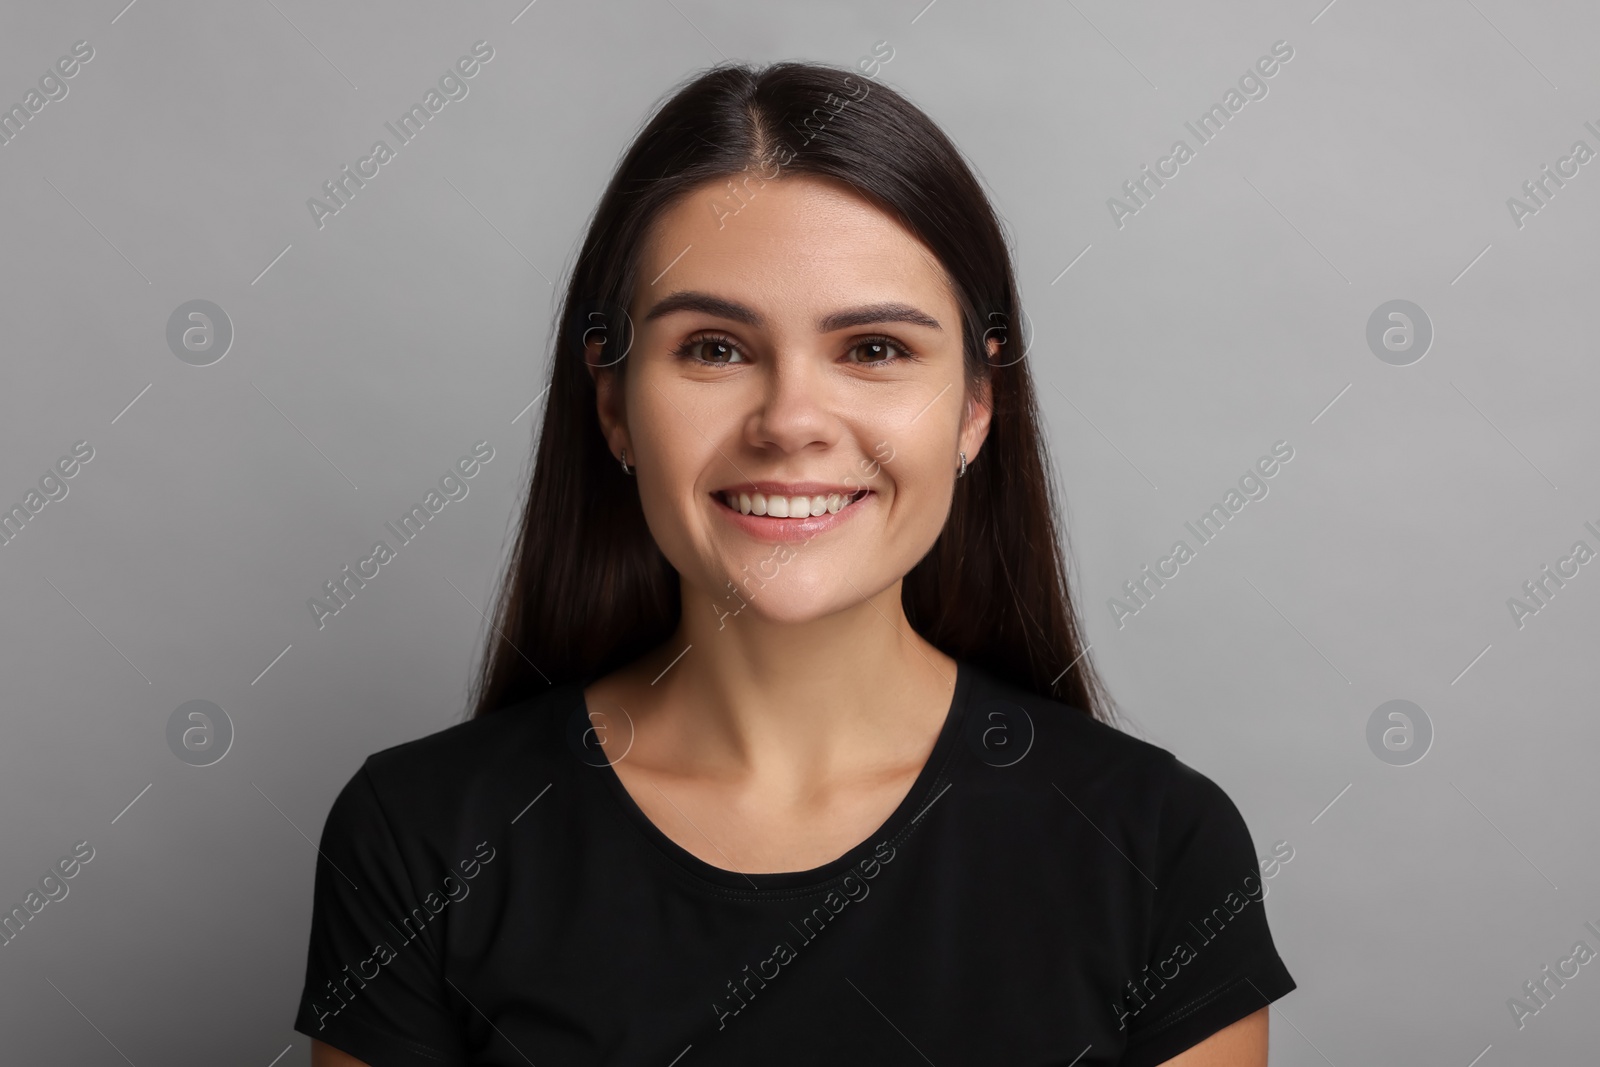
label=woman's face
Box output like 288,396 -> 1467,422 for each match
593,173 -> 992,626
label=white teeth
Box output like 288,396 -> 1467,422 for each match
719,490 -> 863,517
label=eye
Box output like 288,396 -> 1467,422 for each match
669,331 -> 919,367
671,332 -> 747,365
845,335 -> 916,366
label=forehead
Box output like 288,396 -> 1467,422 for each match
632,174 -> 954,325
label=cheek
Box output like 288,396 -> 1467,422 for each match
631,468 -> 719,595
633,441 -> 701,532
849,430 -> 952,556
890,450 -> 955,531
628,410 -> 726,566
635,401 -> 727,499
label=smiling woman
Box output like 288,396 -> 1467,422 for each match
294,59 -> 1295,1066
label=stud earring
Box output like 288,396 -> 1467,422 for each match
620,447 -> 634,476
957,451 -> 967,479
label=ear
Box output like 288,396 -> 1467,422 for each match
960,340 -> 998,462
587,346 -> 629,461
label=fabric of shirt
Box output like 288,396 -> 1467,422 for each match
293,659 -> 1296,1066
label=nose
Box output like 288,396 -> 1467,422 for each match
744,350 -> 841,454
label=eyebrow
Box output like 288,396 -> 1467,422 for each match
641,290 -> 942,333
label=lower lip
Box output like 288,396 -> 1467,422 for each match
711,492 -> 874,542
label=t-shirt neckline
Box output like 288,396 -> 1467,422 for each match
575,658 -> 976,895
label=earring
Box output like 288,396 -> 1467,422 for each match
620,447 -> 634,476
957,451 -> 967,479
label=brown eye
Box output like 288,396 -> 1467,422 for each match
846,335 -> 915,366
672,334 -> 746,364
696,340 -> 739,364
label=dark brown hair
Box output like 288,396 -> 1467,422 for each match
469,59 -> 1118,725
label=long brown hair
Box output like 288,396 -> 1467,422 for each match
469,60 -> 1118,725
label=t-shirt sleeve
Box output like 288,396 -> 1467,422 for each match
292,762 -> 466,1066
1119,756 -> 1297,1067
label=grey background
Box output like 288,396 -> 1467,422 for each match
2,0 -> 1596,1063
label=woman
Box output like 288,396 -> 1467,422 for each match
295,58 -> 1296,1066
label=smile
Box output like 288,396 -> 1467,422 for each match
715,488 -> 870,517
709,487 -> 875,542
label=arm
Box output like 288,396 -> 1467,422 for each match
1154,1006 -> 1268,1067
312,1038 -> 373,1067
292,765 -> 465,1063
1117,757 -> 1295,1066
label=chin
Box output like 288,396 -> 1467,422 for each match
714,568 -> 865,622
725,598 -> 849,627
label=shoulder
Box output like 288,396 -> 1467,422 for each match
958,662 -> 1253,860
331,682 -> 586,834
961,661 -> 1191,791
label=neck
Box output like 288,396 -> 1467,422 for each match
624,577 -> 958,786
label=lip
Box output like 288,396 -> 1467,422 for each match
710,488 -> 874,543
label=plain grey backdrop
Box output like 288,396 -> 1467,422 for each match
2,0 -> 1597,1063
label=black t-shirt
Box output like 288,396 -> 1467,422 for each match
293,659 -> 1296,1065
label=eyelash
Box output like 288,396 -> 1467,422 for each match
669,331 -> 918,368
